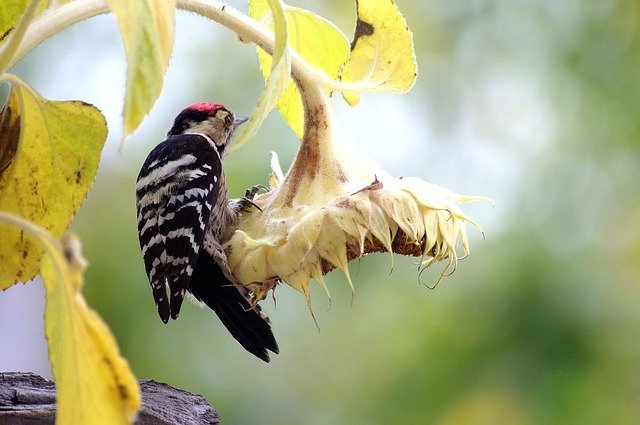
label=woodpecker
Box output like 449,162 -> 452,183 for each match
135,102 -> 279,362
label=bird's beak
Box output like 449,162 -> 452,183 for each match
234,115 -> 249,126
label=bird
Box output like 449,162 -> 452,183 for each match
135,102 -> 278,362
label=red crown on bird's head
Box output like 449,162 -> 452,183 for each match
185,102 -> 225,115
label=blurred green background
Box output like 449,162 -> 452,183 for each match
2,0 -> 640,424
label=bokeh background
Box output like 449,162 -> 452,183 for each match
2,0 -> 640,423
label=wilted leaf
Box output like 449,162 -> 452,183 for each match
0,87 -> 19,178
340,0 -> 417,105
0,212 -> 141,424
105,0 -> 175,136
251,2 -> 349,138
234,0 -> 290,148
0,81 -> 106,289
43,233 -> 140,424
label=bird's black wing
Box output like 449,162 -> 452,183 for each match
136,134 -> 220,322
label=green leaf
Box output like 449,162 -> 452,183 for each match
0,80 -> 106,289
251,4 -> 350,139
105,0 -> 175,137
234,0 -> 291,148
340,0 -> 417,105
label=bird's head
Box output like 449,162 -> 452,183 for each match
167,102 -> 249,155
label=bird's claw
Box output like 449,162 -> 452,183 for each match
239,197 -> 262,212
245,184 -> 269,200
239,184 -> 269,212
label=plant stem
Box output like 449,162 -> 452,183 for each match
0,0 -> 44,72
3,0 -> 109,71
6,0 -> 342,209
5,0 -> 336,167
178,1 -> 337,171
6,0 -> 331,118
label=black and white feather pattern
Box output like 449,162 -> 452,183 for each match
136,134 -> 220,322
136,129 -> 279,361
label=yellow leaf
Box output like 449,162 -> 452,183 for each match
43,234 -> 140,424
251,3 -> 349,138
0,80 -> 106,289
233,0 -> 290,149
340,0 -> 417,105
0,0 -> 48,73
249,0 -> 270,20
105,0 -> 175,136
0,0 -> 30,41
0,212 -> 140,424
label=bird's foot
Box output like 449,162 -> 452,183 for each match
238,184 -> 269,212
246,277 -> 279,308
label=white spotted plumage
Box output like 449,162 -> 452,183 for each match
135,102 -> 279,362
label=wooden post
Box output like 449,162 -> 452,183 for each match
0,372 -> 220,424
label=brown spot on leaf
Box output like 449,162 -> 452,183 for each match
101,356 -> 131,401
75,170 -> 82,184
117,383 -> 130,401
0,27 -> 13,43
0,91 -> 21,178
350,18 -> 374,50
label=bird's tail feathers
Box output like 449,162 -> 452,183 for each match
188,250 -> 279,362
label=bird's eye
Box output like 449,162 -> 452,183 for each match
224,115 -> 234,126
